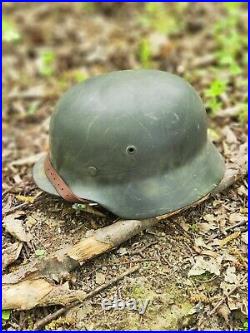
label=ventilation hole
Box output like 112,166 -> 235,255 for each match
126,145 -> 136,154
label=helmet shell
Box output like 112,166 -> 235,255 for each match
33,70 -> 225,219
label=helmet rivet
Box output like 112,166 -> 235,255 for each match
88,166 -> 97,176
126,145 -> 136,155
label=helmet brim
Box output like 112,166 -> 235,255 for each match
33,155 -> 59,197
33,140 -> 225,219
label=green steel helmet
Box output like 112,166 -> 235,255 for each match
33,69 -> 225,219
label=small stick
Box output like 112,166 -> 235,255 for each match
225,220 -> 247,232
33,265 -> 139,330
209,274 -> 247,315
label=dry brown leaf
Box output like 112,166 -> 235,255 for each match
2,242 -> 23,270
3,213 -> 31,242
195,237 -> 213,250
241,232 -> 248,244
197,222 -> 217,233
95,272 -> 106,285
188,256 -> 221,277
217,304 -> 231,323
219,232 -> 241,247
229,213 -> 248,224
224,266 -> 237,284
203,214 -> 216,223
16,195 -> 36,204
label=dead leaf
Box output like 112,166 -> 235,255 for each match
16,195 -> 35,204
229,213 -> 248,224
219,232 -> 241,247
241,232 -> 248,244
237,185 -> 248,196
227,296 -> 247,313
188,256 -> 221,277
197,222 -> 217,233
224,266 -> 238,284
3,213 -> 31,242
217,304 -> 231,323
203,214 -> 216,223
2,242 -> 23,270
95,272 -> 106,285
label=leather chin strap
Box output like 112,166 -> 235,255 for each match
44,155 -> 85,203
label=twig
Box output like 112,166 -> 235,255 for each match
5,202 -> 28,214
33,265 -> 139,330
209,274 -> 247,315
225,220 -> 247,232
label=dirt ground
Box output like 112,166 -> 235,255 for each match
2,2 -> 248,331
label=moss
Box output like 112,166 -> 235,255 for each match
118,281 -> 194,330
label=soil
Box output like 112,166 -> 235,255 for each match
2,2 -> 248,331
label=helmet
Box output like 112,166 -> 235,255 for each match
33,69 -> 225,219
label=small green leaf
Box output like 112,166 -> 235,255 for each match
2,310 -> 11,321
2,18 -> 20,43
238,103 -> 248,123
73,71 -> 88,83
27,101 -> 40,115
205,80 -> 227,97
138,38 -> 152,69
38,50 -> 56,77
72,203 -> 86,211
35,249 -> 46,257
243,321 -> 248,330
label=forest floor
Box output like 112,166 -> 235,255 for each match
2,2 -> 248,330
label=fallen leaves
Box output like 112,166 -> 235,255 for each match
2,242 -> 23,270
188,256 -> 221,277
3,212 -> 31,243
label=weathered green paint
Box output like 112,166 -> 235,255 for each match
33,69 -> 225,219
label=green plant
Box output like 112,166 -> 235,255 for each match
238,102 -> 248,123
72,203 -> 86,211
2,17 -> 20,43
138,38 -> 153,69
38,50 -> 56,77
35,249 -> 46,257
73,71 -> 88,83
139,3 -> 185,35
2,310 -> 11,321
27,101 -> 40,115
81,3 -> 95,12
243,320 -> 248,330
213,3 -> 247,76
204,80 -> 227,113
